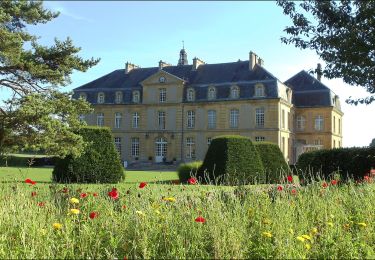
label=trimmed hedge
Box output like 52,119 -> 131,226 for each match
53,127 -> 124,183
296,147 -> 375,181
0,155 -> 57,167
177,161 -> 203,183
254,142 -> 289,183
197,135 -> 264,185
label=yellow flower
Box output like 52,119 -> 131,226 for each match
326,222 -> 334,227
69,197 -> 79,204
311,227 -> 318,235
154,209 -> 161,215
301,234 -> 312,241
289,228 -> 294,235
305,243 -> 311,250
70,208 -> 80,215
262,231 -> 272,238
53,223 -> 62,230
357,222 -> 367,228
163,197 -> 176,202
296,236 -> 306,242
136,210 -> 146,217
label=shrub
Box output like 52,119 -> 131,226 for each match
0,155 -> 57,167
197,135 -> 264,185
296,147 -> 375,181
178,161 -> 203,183
52,127 -> 124,183
254,142 -> 289,183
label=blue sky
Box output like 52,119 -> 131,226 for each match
1,1 -> 373,147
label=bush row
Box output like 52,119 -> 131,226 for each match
0,156 -> 57,167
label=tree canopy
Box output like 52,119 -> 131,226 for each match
277,0 -> 375,105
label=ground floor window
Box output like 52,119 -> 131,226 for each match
114,137 -> 121,156
186,137 -> 195,159
255,136 -> 265,142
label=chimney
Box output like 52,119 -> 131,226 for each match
192,57 -> 205,70
249,51 -> 257,70
158,60 -> 172,70
317,63 -> 322,81
125,62 -> 139,74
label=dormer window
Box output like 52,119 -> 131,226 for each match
97,92 -> 105,104
132,90 -> 140,103
230,86 -> 240,99
208,86 -> 216,100
255,84 -> 265,97
115,91 -> 122,104
79,93 -> 87,101
187,88 -> 195,101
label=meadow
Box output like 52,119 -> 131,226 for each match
0,167 -> 374,259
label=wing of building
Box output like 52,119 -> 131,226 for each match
73,49 -> 343,166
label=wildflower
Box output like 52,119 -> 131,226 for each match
357,222 -> 367,228
62,187 -> 69,193
154,209 -> 161,215
122,205 -> 127,209
322,182 -> 328,188
69,197 -> 79,204
343,223 -> 350,230
163,197 -> 176,202
311,227 -> 318,235
301,234 -> 312,241
31,191 -> 37,197
262,231 -> 272,238
53,223 -> 62,230
70,208 -> 80,215
89,212 -> 98,219
108,188 -> 119,200
80,193 -> 88,198
296,236 -> 306,242
326,222 -> 334,227
136,210 -> 146,217
277,185 -> 283,191
287,175 -> 293,183
139,182 -> 147,189
195,216 -> 206,223
305,243 -> 311,250
289,228 -> 294,235
291,189 -> 297,195
331,179 -> 338,185
262,218 -> 271,225
38,202 -> 45,207
93,192 -> 98,197
25,178 -> 36,185
188,177 -> 197,185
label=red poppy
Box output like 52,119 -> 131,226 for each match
195,216 -> 206,223
139,182 -> 147,189
93,192 -> 99,197
188,177 -> 197,185
122,205 -> 127,209
37,202 -> 45,207
62,187 -> 69,193
108,188 -> 119,200
80,193 -> 88,198
287,175 -> 293,183
322,182 -> 328,188
331,179 -> 338,185
25,178 -> 36,185
89,211 -> 98,219
31,191 -> 37,197
277,185 -> 283,191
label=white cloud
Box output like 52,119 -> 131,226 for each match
44,2 -> 93,23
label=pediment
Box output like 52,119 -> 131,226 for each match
140,70 -> 185,86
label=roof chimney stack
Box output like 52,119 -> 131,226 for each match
125,62 -> 139,74
249,51 -> 260,70
159,60 -> 172,70
192,57 -> 205,70
317,63 -> 322,81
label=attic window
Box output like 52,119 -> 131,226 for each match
207,86 -> 216,100
230,86 -> 240,99
187,88 -> 195,101
132,90 -> 140,103
115,91 -> 122,104
255,84 -> 265,97
97,92 -> 105,104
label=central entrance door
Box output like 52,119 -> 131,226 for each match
155,137 -> 167,163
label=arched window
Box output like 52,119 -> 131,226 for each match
97,92 -> 105,104
255,84 -> 265,97
132,90 -> 140,103
79,93 -> 87,101
115,91 -> 122,104
207,86 -> 216,100
230,86 -> 240,99
187,88 -> 195,101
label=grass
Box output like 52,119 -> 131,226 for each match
0,166 -> 374,259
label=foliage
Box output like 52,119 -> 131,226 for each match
0,91 -> 92,158
277,0 -> 375,105
198,135 -> 264,184
254,142 -> 289,183
0,155 -> 56,167
178,161 -> 203,183
52,127 -> 124,183
370,138 -> 375,148
296,147 -> 375,181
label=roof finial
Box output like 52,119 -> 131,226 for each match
182,40 -> 184,49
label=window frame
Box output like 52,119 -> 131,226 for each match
131,137 -> 140,157
207,110 -> 216,129
230,86 -> 240,99
158,111 -> 166,130
114,112 -> 122,129
114,137 -> 122,156
207,86 -> 216,100
97,112 -> 104,127
255,84 -> 265,97
315,115 -> 324,131
132,90 -> 140,103
255,107 -> 265,128
229,109 -> 239,128
187,110 -> 195,129
97,92 -> 105,104
115,91 -> 123,104
132,112 -> 140,129
159,88 -> 167,103
187,88 -> 195,101
186,137 -> 195,159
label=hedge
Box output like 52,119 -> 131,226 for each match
0,155 -> 56,167
177,161 -> 203,183
296,147 -> 375,181
197,135 -> 264,185
254,142 -> 289,183
53,127 -> 124,183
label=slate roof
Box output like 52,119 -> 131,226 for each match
285,70 -> 337,107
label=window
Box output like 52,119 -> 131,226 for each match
187,110 -> 195,129
132,90 -> 140,103
333,116 -> 336,133
314,139 -> 322,145
131,137 -> 140,157
281,137 -> 286,156
186,137 -> 195,159
230,86 -> 240,99
338,118 -> 341,134
97,92 -> 105,103
255,136 -> 265,142
338,141 -> 341,147
333,140 -> 336,148
208,86 -> 216,100
115,91 -> 122,104
114,137 -> 121,156
255,84 -> 265,97
114,112 -> 122,128
207,110 -> 216,129
132,112 -> 139,129
79,114 -> 85,122
230,109 -> 239,128
282,109 -> 285,129
255,108 -> 265,127
187,88 -> 195,101
158,111 -> 166,130
97,113 -> 104,127
296,115 -> 306,131
315,115 -> 324,131
159,88 -> 166,103
207,137 -> 212,146
79,93 -> 87,101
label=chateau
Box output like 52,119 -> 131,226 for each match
73,48 -> 343,165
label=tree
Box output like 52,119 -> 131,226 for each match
370,138 -> 375,148
277,0 -> 375,105
0,1 -> 99,156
